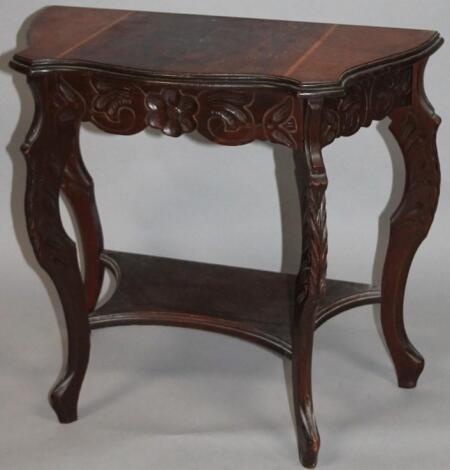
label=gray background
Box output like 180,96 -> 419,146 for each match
1,1 -> 449,468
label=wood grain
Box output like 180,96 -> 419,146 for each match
90,250 -> 381,357
12,6 -> 441,92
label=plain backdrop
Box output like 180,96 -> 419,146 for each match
1,1 -> 449,469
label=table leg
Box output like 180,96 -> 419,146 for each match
22,73 -> 90,422
61,146 -> 104,312
381,58 -> 441,388
292,99 -> 328,468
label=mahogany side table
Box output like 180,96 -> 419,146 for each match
10,6 -> 443,468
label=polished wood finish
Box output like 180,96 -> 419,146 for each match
13,6 -> 438,92
61,142 -> 104,313
90,251 -> 381,356
22,73 -> 91,423
381,57 -> 441,388
10,6 -> 442,468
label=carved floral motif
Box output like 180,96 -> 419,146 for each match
58,65 -> 414,151
146,89 -> 198,137
65,74 -> 301,147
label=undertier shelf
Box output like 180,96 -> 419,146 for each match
90,251 -> 381,356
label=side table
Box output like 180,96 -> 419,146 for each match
10,6 -> 443,467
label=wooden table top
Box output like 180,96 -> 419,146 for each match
13,6 -> 441,90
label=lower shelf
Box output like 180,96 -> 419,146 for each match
90,251 -> 381,357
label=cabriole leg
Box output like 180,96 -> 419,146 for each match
61,146 -> 104,312
23,72 -> 90,422
292,99 -> 328,468
381,58 -> 441,388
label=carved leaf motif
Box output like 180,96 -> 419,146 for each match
338,84 -> 366,135
90,79 -> 146,134
207,91 -> 252,131
54,77 -> 86,122
270,129 -> 293,148
93,82 -> 133,117
196,90 -> 256,145
373,70 -> 411,119
393,111 -> 440,229
321,67 -> 412,146
270,98 -> 292,123
297,185 -> 327,306
63,73 -> 304,148
321,108 -> 340,146
264,97 -> 298,147
27,146 -> 74,270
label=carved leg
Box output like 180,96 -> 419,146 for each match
381,58 -> 441,388
292,99 -> 328,468
23,73 -> 90,422
61,146 -> 104,312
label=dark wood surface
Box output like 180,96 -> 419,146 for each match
10,6 -> 443,468
380,58 -> 441,389
91,251 -> 381,356
13,6 -> 440,91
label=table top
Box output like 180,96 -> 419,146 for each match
13,6 -> 441,91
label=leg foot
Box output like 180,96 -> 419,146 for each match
50,372 -> 84,423
293,390 -> 320,468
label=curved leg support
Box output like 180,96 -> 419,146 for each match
61,146 -> 104,312
23,73 -> 90,422
292,99 -> 328,468
381,59 -> 441,388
